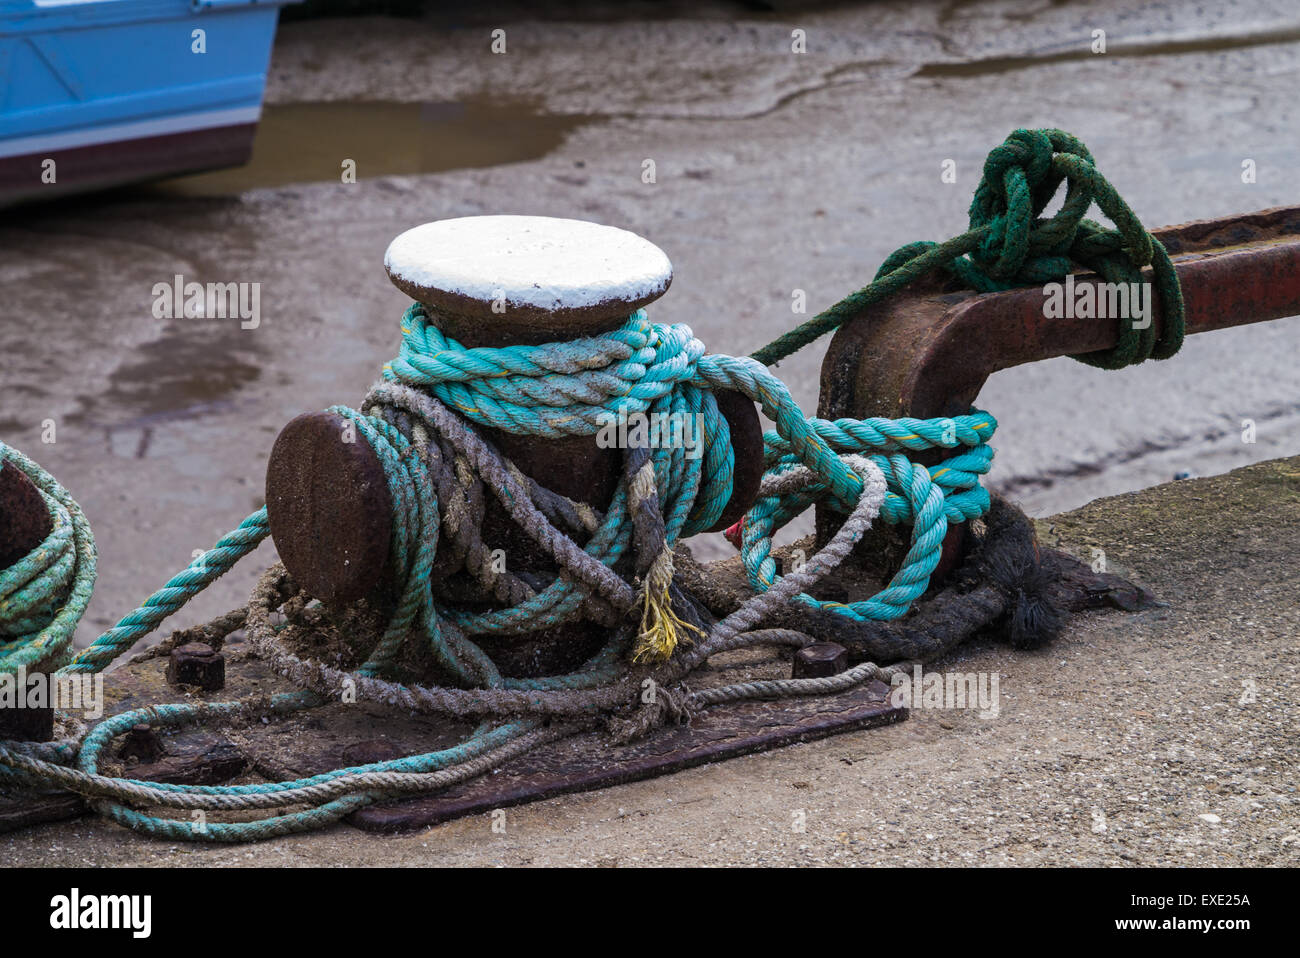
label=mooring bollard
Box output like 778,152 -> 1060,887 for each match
266,215 -> 763,676
816,205 -> 1300,582
0,463 -> 56,742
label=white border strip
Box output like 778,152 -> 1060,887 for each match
0,105 -> 262,159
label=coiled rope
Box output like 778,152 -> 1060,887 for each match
0,128 -> 1184,841
0,444 -> 96,675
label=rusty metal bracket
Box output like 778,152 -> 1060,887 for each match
816,206 -> 1300,572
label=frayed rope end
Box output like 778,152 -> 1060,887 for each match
631,543 -> 704,663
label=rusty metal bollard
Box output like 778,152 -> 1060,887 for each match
0,463 -> 56,741
265,216 -> 763,677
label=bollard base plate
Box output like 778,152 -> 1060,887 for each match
345,679 -> 904,833
0,648 -> 905,836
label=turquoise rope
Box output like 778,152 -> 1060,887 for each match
380,306 -> 970,621
0,443 -> 97,674
65,509 -> 268,674
56,313 -> 979,682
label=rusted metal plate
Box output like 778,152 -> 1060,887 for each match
345,679 -> 904,833
0,540 -> 1149,837
0,791 -> 85,833
0,644 -> 302,834
0,647 -> 904,836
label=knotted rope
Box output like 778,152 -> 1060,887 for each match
753,128 -> 1184,369
0,128 -> 1184,841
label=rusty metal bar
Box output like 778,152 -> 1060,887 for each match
815,205 -> 1300,572
820,205 -> 1300,422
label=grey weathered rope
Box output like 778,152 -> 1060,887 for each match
701,495 -> 1060,662
684,661 -> 912,710
125,607 -> 248,665
369,383 -> 638,615
686,455 -> 888,660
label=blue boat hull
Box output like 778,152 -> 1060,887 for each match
0,0 -> 300,205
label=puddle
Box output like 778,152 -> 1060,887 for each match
88,332 -> 260,425
148,99 -> 597,196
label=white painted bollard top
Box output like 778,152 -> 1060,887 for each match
384,215 -> 674,329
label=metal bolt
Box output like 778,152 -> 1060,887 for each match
167,641 -> 225,691
119,723 -> 164,764
792,641 -> 849,679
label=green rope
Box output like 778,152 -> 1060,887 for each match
0,127 -> 1186,842
752,128 -> 1184,369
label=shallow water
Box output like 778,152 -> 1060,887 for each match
148,100 -> 596,196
